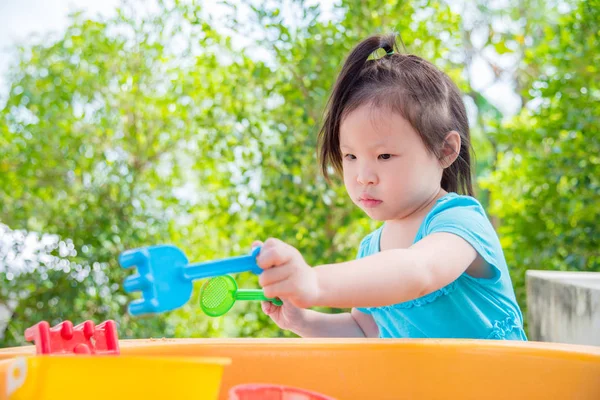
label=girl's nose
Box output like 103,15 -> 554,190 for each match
357,165 -> 378,186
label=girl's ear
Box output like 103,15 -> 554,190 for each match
440,131 -> 461,168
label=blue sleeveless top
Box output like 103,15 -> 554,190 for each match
356,193 -> 527,340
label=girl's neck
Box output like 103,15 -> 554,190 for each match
387,188 -> 447,225
380,188 -> 447,251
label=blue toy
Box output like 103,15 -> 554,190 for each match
119,245 -> 262,315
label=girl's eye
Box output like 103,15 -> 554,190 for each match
378,154 -> 393,160
344,154 -> 356,160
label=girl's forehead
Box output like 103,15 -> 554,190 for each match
340,105 -> 417,146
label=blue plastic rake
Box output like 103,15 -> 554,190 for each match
119,245 -> 262,316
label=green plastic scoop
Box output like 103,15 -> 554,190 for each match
200,274 -> 283,317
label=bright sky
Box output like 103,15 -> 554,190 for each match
0,0 -> 120,101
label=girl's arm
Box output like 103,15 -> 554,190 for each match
313,232 -> 482,308
288,308 -> 378,338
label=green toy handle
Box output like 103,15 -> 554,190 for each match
236,289 -> 283,306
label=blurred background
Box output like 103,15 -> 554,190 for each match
0,0 -> 598,347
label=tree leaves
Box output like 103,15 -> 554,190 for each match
481,0 -> 599,310
1,0 -> 595,346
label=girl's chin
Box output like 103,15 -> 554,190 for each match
361,207 -> 388,221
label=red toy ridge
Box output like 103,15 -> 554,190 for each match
24,320 -> 120,355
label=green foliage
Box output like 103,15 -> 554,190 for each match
0,0 -> 467,346
0,0 -> 265,344
481,0 -> 600,307
0,0 -> 596,346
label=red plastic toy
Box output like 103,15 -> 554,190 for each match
24,320 -> 120,355
229,384 -> 336,400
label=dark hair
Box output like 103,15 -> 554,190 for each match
318,33 -> 473,196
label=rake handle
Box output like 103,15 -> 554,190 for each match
183,248 -> 262,280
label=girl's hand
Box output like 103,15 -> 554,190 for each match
260,299 -> 307,334
252,239 -> 320,309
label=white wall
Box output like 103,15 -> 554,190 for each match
527,270 -> 600,346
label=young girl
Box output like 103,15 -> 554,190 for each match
253,33 -> 527,340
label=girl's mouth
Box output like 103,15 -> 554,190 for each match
359,197 -> 382,208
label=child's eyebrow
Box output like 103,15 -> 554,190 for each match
341,142 -> 398,151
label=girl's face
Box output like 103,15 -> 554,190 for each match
340,104 -> 444,221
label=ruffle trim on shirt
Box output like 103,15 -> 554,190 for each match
377,280 -> 458,311
486,315 -> 522,339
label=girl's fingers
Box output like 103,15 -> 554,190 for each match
261,301 -> 274,315
256,240 -> 297,270
258,263 -> 291,287
262,279 -> 294,300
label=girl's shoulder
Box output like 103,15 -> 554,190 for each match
430,192 -> 485,214
420,192 -> 505,284
423,192 -> 490,232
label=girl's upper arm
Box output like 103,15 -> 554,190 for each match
351,307 -> 379,338
409,232 -> 480,293
421,197 -> 503,284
